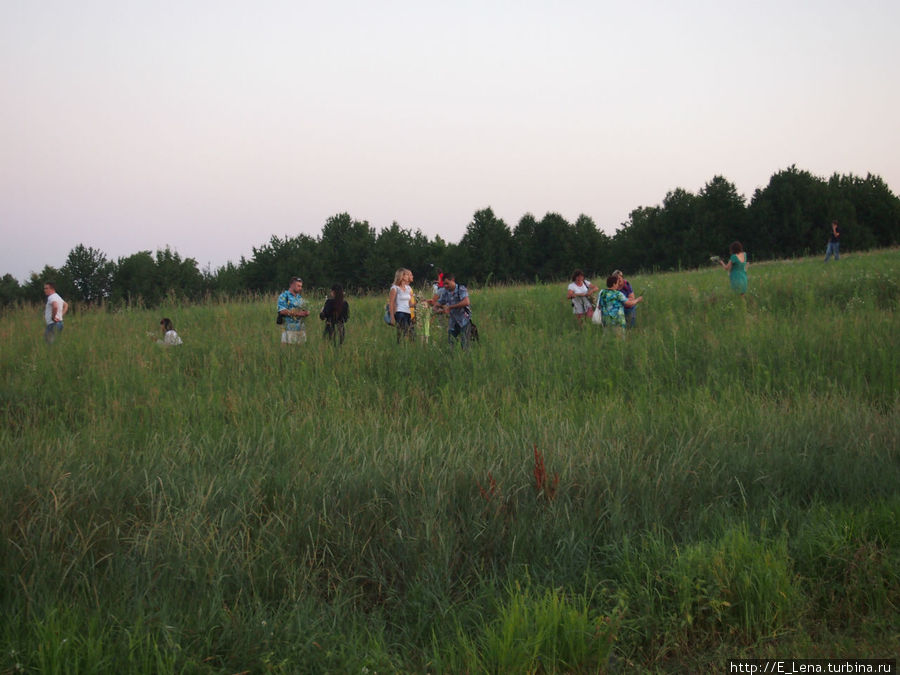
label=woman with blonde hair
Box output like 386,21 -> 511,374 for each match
388,268 -> 415,342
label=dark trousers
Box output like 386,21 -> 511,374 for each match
394,312 -> 413,342
324,321 -> 345,345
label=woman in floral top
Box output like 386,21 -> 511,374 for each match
598,274 -> 643,334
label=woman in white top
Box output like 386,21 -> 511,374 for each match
388,268 -> 415,342
566,269 -> 598,326
158,317 -> 183,346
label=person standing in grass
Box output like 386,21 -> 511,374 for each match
157,318 -> 183,346
43,281 -> 68,344
598,274 -> 642,337
824,220 -> 841,261
566,269 -> 598,327
388,268 -> 415,342
719,241 -> 749,295
319,284 -> 349,345
613,269 -> 638,328
277,276 -> 310,344
434,272 -> 472,348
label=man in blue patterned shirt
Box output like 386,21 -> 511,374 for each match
434,273 -> 472,349
277,277 -> 310,344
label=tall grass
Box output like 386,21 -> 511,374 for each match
1,250 -> 897,672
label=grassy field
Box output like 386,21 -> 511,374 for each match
1,250 -> 898,673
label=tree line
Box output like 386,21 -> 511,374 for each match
2,166 -> 898,310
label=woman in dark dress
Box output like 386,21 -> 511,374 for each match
320,284 -> 349,345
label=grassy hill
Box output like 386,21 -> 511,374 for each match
1,250 -> 897,672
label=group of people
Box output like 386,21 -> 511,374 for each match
277,277 -> 350,346
275,269 -> 474,349
566,240 -> 754,336
42,280 -> 186,347
567,269 -> 643,334
387,268 -> 473,347
42,226 -> 844,346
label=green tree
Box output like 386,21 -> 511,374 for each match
659,188 -> 700,269
0,273 -> 22,310
573,214 -> 612,279
539,212 -> 581,279
363,222 -> 417,288
111,251 -> 159,306
63,244 -> 113,304
241,234 -> 322,293
458,207 -> 515,283
826,173 -> 900,251
318,213 -> 376,289
513,212 -> 582,281
154,247 -> 203,300
690,177 -> 746,266
512,213 -> 540,280
206,261 -> 243,297
747,166 -> 829,258
610,204 -> 668,273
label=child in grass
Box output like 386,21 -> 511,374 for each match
157,318 -> 183,346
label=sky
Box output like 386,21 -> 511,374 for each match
2,0 -> 899,282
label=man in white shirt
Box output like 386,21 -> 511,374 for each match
43,282 -> 69,344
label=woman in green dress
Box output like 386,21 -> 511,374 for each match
719,241 -> 748,294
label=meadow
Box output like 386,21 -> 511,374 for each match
1,250 -> 898,673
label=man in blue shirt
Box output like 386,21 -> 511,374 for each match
277,277 -> 310,344
435,273 -> 472,348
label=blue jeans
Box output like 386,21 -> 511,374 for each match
44,321 -> 63,344
448,321 -> 471,349
624,306 -> 636,328
824,241 -> 840,261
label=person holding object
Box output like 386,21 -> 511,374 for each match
598,274 -> 643,337
43,281 -> 68,344
434,272 -> 472,349
718,241 -> 749,295
824,220 -> 841,261
320,284 -> 349,345
389,268 -> 415,342
566,269 -> 598,327
277,276 -> 310,344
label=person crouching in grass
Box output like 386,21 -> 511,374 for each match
598,274 -> 643,338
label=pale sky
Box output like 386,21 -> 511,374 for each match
2,0 -> 898,282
